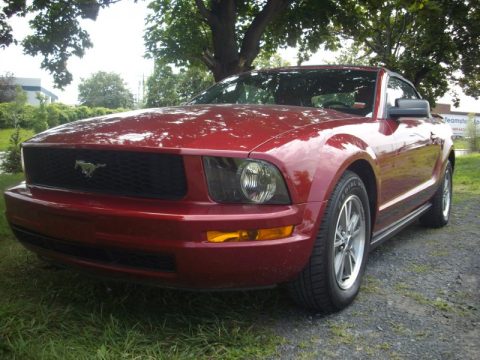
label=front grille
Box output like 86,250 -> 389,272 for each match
11,225 -> 176,272
23,147 -> 187,199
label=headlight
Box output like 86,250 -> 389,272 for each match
203,157 -> 290,204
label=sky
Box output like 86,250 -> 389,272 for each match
1,1 -> 479,113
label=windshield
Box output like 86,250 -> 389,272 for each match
190,69 -> 378,116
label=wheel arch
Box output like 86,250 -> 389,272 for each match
346,159 -> 378,232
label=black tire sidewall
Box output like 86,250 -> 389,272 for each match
325,173 -> 371,308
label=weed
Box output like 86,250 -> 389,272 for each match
409,264 -> 432,274
328,321 -> 355,345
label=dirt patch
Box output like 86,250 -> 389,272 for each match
272,197 -> 480,359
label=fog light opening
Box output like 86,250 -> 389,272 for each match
207,225 -> 293,243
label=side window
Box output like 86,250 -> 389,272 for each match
386,77 -> 418,107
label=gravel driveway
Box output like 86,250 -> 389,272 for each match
272,197 -> 479,359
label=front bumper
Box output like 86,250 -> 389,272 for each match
5,183 -> 325,289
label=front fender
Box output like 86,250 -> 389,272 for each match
250,128 -> 380,205
307,133 -> 380,203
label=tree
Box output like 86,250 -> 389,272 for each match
0,1 -> 118,88
78,71 -> 134,109
0,72 -> 17,103
253,53 -> 291,69
337,0 -> 480,104
33,93 -> 48,133
144,0 -> 340,82
2,1 -> 339,86
329,42 -> 371,66
2,0 -> 478,104
145,64 -> 214,107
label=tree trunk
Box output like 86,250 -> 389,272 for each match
195,0 -> 291,82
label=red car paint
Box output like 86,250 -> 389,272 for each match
4,66 -> 453,289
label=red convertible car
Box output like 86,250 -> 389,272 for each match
4,66 -> 454,312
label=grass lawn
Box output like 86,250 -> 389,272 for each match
0,154 -> 479,359
453,153 -> 480,203
0,129 -> 35,151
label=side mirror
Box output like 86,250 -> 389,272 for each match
388,99 -> 430,118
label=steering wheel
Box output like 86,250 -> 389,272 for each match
322,100 -> 350,109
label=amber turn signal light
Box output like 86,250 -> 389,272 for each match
207,225 -> 294,243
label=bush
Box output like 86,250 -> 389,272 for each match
1,127 -> 22,173
0,101 -> 126,131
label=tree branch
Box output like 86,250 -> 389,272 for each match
194,0 -> 217,26
239,0 -> 292,66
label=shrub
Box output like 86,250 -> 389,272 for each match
0,102 -> 126,130
1,127 -> 23,173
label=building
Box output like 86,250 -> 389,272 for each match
13,77 -> 58,106
432,103 -> 479,137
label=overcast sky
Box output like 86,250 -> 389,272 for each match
1,1 -> 478,113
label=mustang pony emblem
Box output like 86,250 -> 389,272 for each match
74,160 -> 106,178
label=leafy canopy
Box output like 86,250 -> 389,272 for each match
78,71 -> 134,109
1,0 -> 117,88
0,72 -> 17,103
337,0 -> 480,104
145,0 -> 340,81
145,65 -> 214,107
1,0 -> 478,104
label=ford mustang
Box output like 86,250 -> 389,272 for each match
4,66 -> 454,312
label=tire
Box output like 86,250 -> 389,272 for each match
420,161 -> 453,228
288,170 -> 371,312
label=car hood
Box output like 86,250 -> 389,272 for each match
26,104 -> 350,153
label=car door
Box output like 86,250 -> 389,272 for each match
383,77 -> 442,217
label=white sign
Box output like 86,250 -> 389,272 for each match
441,114 -> 480,137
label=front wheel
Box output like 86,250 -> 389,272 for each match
288,171 -> 371,312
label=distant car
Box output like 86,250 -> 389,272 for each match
5,66 -> 454,312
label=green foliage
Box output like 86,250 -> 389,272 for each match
1,126 -> 22,173
145,0 -> 338,81
0,128 -> 34,151
78,71 -> 134,109
2,0 -> 478,104
465,113 -> 479,152
33,93 -> 48,133
1,1 -> 115,88
0,86 -> 30,128
253,53 -> 291,69
0,72 -> 16,103
145,64 -> 214,107
0,102 -> 125,131
330,42 -> 371,66
338,0 -> 480,105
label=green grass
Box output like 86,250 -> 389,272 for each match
453,153 -> 480,196
0,175 -> 284,359
0,128 -> 35,151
